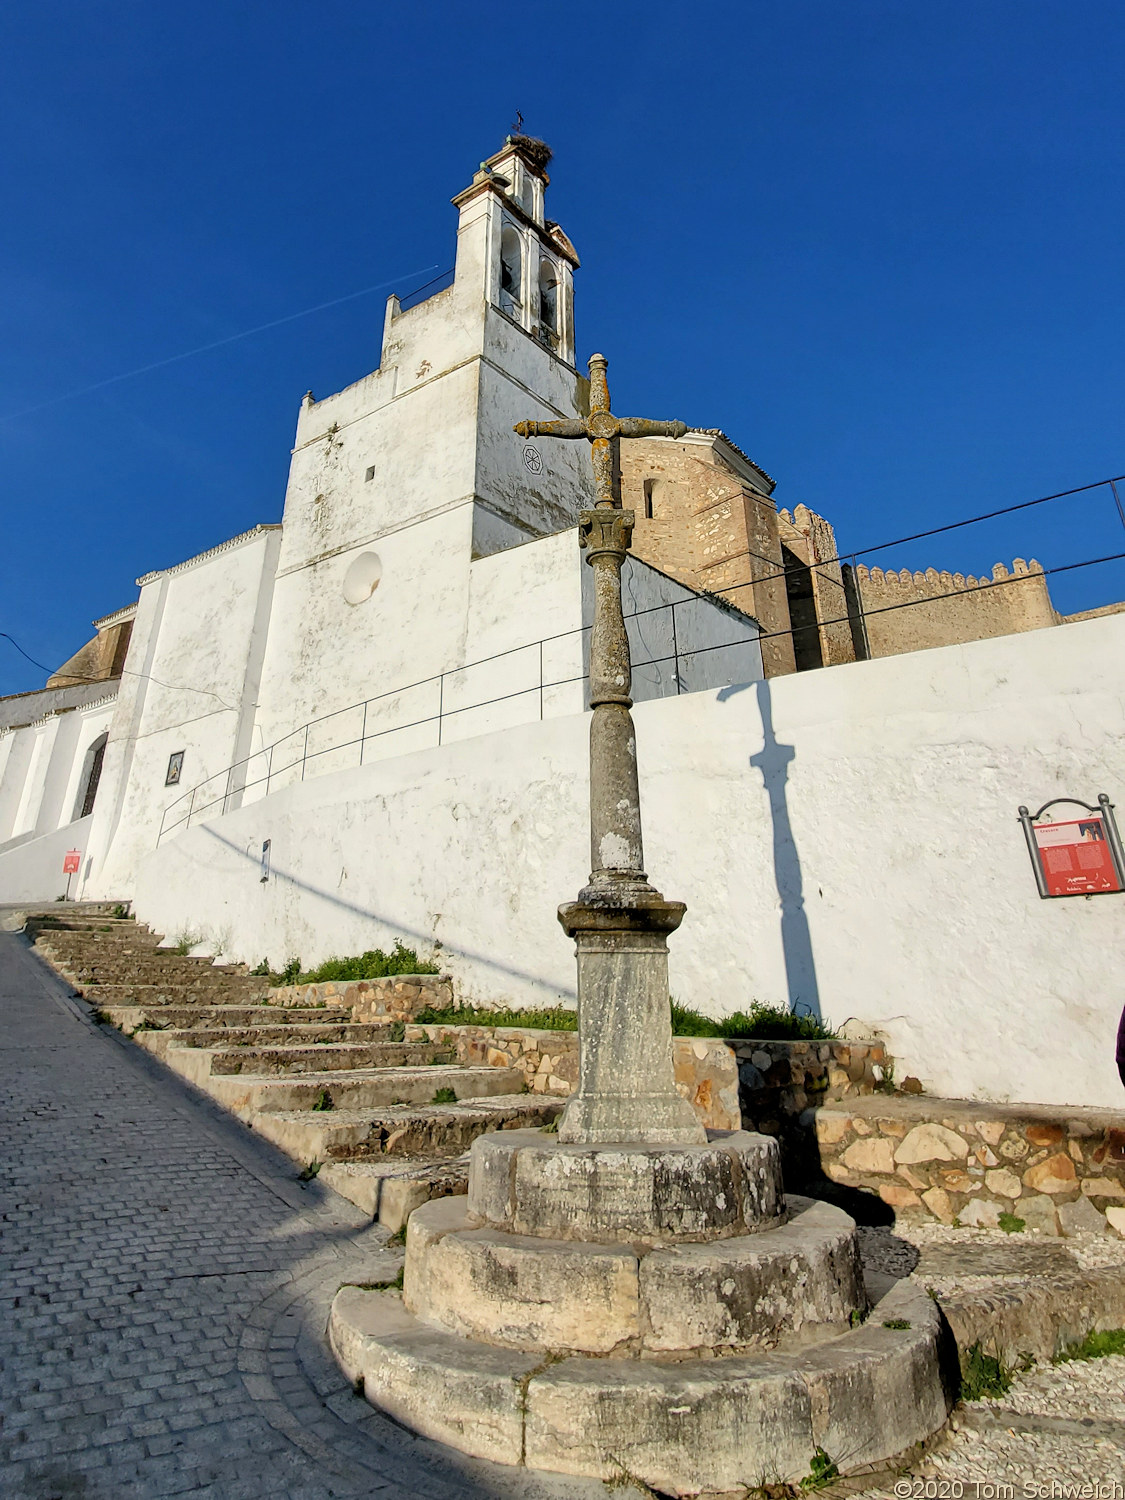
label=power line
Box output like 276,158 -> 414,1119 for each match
0,264 -> 442,424
712,471 -> 1125,605
0,633 -> 52,673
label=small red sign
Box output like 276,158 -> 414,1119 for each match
62,850 -> 82,875
1033,817 -> 1121,897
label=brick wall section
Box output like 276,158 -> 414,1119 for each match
814,1094 -> 1125,1234
855,558 -> 1057,658
405,1023 -> 742,1132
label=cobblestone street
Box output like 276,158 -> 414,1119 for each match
0,933 -> 603,1500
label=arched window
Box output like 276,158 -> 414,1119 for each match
538,259 -> 559,348
499,226 -> 523,317
73,732 -> 108,821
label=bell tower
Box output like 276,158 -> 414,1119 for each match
450,135 -> 580,366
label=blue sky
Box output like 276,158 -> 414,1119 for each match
2,0 -> 1123,694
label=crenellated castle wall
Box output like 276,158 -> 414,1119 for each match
853,557 -> 1058,659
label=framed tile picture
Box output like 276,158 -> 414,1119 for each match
165,750 -> 185,787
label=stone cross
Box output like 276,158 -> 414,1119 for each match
516,353 -> 686,886
515,354 -> 705,1144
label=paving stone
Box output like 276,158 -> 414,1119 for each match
0,931 -> 605,1500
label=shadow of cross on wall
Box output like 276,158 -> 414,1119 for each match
718,676 -> 822,1021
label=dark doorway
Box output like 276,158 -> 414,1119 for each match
781,546 -> 823,672
75,733 -> 108,820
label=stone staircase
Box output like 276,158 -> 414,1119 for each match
26,910 -> 562,1228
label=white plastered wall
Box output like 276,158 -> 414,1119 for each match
0,695 -> 116,870
134,612 -> 1125,1110
81,527 -> 282,899
249,161 -> 592,758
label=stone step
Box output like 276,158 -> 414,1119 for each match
105,1004 -> 350,1029
136,1021 -> 404,1048
58,963 -> 267,988
318,1155 -> 470,1230
186,1062 -> 520,1116
69,970 -> 268,991
250,1094 -> 563,1164
31,913 -> 566,1234
50,952 -> 242,974
328,1276 -> 947,1487
28,927 -> 164,949
206,1041 -> 455,1076
24,915 -> 137,935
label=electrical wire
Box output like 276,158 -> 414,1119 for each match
0,633 -> 52,673
0,264 -> 443,424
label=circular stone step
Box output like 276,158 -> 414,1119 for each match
468,1127 -> 784,1243
329,1275 -> 952,1494
404,1193 -> 865,1355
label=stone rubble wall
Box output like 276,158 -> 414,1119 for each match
814,1095 -> 1125,1236
732,1038 -> 889,1127
268,973 -> 453,1016
405,1023 -> 741,1132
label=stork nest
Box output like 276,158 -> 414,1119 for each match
508,134 -> 553,172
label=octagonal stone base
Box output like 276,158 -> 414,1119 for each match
468,1128 -> 785,1244
330,1275 -> 953,1494
405,1194 -> 864,1355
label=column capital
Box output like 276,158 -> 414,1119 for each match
579,508 -> 634,558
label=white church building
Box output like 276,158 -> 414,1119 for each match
2,136 -> 1123,1113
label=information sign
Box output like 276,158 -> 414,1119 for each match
1019,794 -> 1125,899
62,850 -> 81,875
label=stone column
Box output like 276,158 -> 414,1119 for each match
558,513 -> 704,1146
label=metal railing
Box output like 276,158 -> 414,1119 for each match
156,592 -> 761,844
156,469 -> 1125,847
396,268 -> 455,313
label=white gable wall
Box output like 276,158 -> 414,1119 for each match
82,526 -> 282,899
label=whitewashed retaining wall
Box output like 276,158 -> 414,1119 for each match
0,814 -> 94,902
132,612 -> 1125,1112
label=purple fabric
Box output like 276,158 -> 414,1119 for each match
1117,1003 -> 1125,1089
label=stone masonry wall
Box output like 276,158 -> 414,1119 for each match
269,973 -> 452,1016
814,1095 -> 1125,1236
406,1023 -> 742,1132
855,557 -> 1057,659
621,435 -> 797,678
733,1037 -> 889,1127
777,506 -> 857,668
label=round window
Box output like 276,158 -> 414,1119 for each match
343,552 -> 383,605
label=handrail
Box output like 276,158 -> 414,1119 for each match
156,594 -> 761,845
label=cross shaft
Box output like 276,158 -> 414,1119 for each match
515,354 -> 704,1145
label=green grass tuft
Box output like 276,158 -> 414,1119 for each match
1055,1328 -> 1125,1363
256,944 -> 439,986
310,1089 -> 334,1112
414,997 -> 835,1041
882,1318 -> 911,1330
998,1211 -> 1026,1234
800,1447 -> 840,1491
960,1342 -> 1013,1401
431,1087 -> 458,1104
415,1000 -> 578,1030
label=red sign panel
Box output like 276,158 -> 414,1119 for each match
62,850 -> 82,875
1033,817 -> 1121,897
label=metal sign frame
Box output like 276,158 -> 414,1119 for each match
1018,792 -> 1125,899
